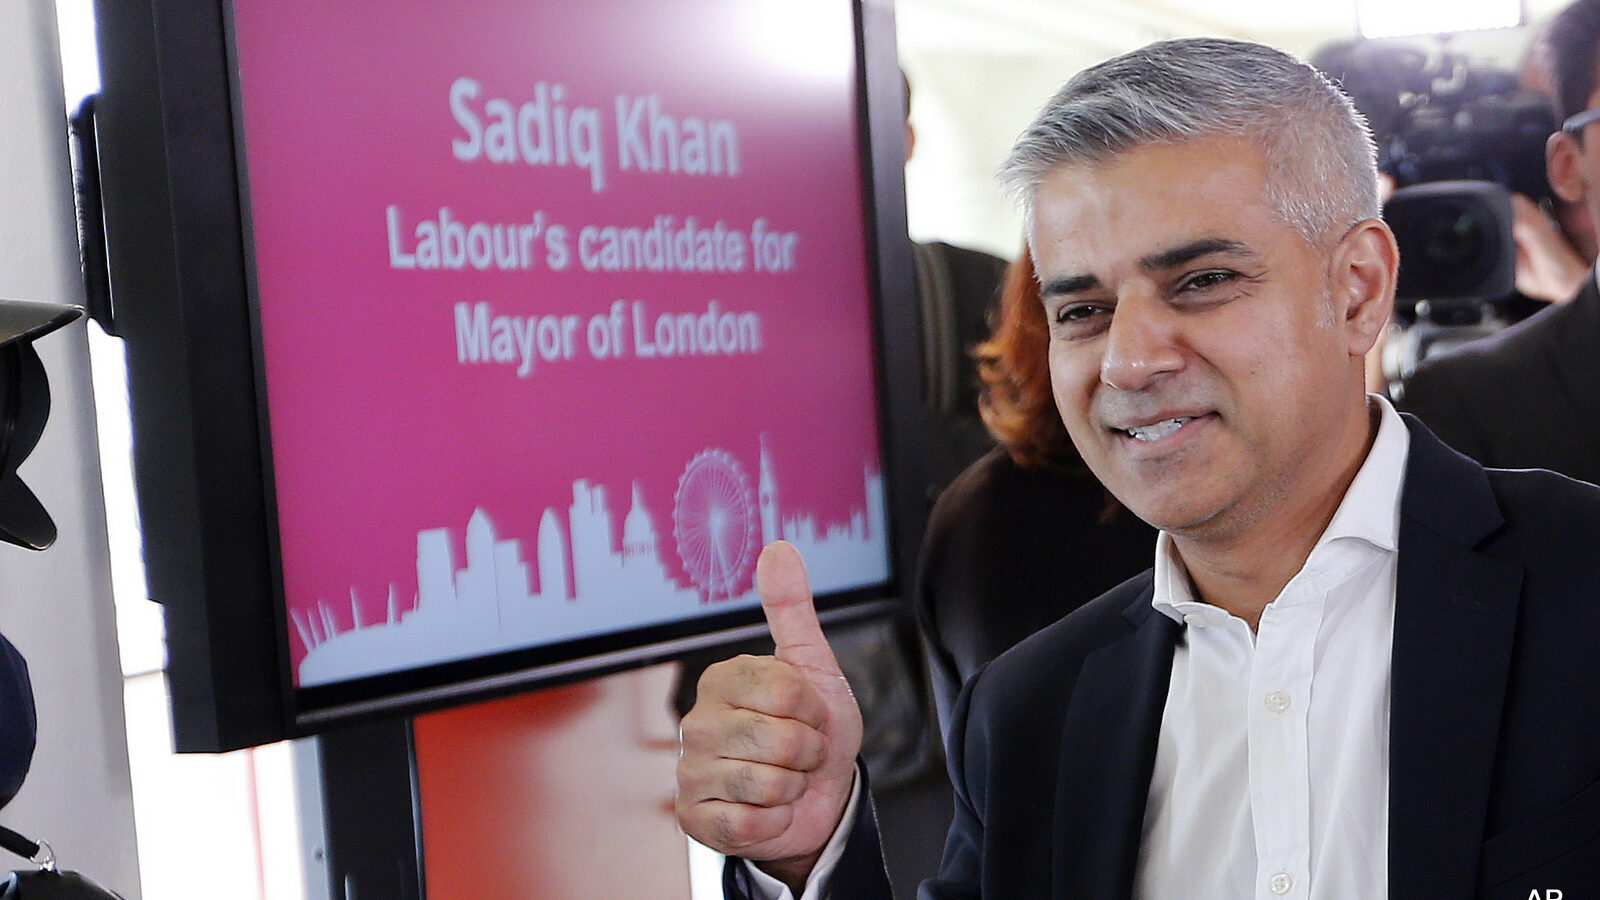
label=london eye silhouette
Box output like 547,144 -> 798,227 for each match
673,448 -> 759,602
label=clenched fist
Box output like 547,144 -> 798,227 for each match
676,541 -> 863,895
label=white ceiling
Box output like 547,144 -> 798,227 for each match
892,0 -> 1578,256
896,0 -> 1574,60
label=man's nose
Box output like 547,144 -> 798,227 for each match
1099,289 -> 1184,391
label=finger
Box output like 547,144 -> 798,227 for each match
696,655 -> 828,729
677,799 -> 794,855
679,757 -> 808,808
717,709 -> 829,771
680,705 -> 828,771
757,541 -> 842,680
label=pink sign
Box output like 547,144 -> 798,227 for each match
229,0 -> 890,687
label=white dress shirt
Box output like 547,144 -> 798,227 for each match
1134,395 -> 1407,899
741,396 -> 1409,900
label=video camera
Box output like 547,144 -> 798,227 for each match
1,295 -> 73,826
0,299 -> 127,899
1316,39 -> 1556,322
1,295 -> 79,813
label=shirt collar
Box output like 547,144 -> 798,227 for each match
1152,394 -> 1410,625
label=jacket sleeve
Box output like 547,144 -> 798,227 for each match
915,673 -> 986,900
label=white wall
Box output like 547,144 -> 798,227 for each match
0,0 -> 141,894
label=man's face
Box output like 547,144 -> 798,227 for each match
1031,136 -> 1372,544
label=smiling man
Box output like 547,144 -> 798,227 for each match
1030,132 -> 1393,631
676,37 -> 1600,900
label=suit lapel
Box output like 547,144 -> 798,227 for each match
1053,592 -> 1179,899
1388,418 -> 1523,900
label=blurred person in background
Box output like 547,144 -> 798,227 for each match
903,69 -> 1012,497
1400,0 -> 1600,484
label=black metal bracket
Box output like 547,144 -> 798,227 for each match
68,95 -> 117,338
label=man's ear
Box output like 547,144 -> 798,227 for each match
1331,218 -> 1398,357
1547,131 -> 1589,204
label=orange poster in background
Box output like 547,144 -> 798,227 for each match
414,663 -> 690,899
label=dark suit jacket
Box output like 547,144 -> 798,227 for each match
1400,274 -> 1600,486
729,416 -> 1600,899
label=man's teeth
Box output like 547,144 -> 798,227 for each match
1126,417 -> 1195,442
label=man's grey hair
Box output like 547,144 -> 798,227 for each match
1001,37 -> 1380,247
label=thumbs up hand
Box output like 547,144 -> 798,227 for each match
676,541 -> 863,894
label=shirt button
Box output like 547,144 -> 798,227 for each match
1269,872 -> 1293,894
1264,690 -> 1292,713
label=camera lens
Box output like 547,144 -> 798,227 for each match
1386,183 -> 1512,303
1419,203 -> 1487,268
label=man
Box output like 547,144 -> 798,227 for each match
1399,0 -> 1600,485
676,38 -> 1600,899
903,68 -> 1012,494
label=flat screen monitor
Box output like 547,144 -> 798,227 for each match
93,0 -> 923,751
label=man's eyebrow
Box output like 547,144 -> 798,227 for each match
1039,273 -> 1101,297
1040,238 -> 1254,298
1139,238 -> 1250,272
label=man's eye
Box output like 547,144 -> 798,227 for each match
1182,270 -> 1235,291
1055,303 -> 1102,324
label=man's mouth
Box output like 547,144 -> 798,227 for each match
1121,417 -> 1196,442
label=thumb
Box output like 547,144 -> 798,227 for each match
757,541 -> 842,680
